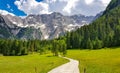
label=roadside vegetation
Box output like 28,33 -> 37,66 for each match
0,53 -> 68,73
67,47 -> 120,73
0,1 -> 120,73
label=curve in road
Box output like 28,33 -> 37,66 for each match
48,57 -> 80,73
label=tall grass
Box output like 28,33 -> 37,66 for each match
67,48 -> 120,73
0,54 -> 68,73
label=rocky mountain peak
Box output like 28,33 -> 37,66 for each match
0,12 -> 101,40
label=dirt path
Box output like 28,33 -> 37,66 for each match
48,57 -> 80,73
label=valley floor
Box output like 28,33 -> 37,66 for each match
0,48 -> 120,73
67,47 -> 120,73
0,53 -> 68,73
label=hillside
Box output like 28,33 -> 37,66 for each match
67,48 -> 120,73
0,12 -> 97,40
66,0 -> 120,49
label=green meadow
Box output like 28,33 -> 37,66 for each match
0,53 -> 68,73
0,48 -> 120,73
67,47 -> 120,73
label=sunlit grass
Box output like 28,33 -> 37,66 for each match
67,47 -> 120,73
0,53 -> 68,73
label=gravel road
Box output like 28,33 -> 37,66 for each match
48,57 -> 80,73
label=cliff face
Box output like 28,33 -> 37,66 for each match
0,12 -> 97,40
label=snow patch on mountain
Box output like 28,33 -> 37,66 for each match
0,12 -> 99,40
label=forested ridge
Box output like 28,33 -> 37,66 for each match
0,0 -> 120,56
66,0 -> 120,49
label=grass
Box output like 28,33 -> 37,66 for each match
0,53 -> 68,73
67,47 -> 120,73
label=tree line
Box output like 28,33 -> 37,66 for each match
0,0 -> 120,56
66,6 -> 120,49
0,39 -> 67,56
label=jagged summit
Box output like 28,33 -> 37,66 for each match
0,12 -> 101,40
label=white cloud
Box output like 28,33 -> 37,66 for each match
14,0 -> 50,15
14,0 -> 111,16
19,16 -> 26,19
0,9 -> 15,16
101,0 -> 111,6
7,4 -> 14,12
46,0 -> 57,3
85,0 -> 94,4
7,4 -> 11,9
102,0 -> 111,4
63,0 -> 79,15
10,9 -> 14,12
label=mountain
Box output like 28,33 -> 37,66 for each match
0,15 -> 13,38
103,0 -> 120,14
66,0 -> 120,49
93,11 -> 103,21
0,12 -> 98,40
0,14 -> 42,39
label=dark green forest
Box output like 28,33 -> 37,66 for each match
0,0 -> 120,56
0,39 -> 67,56
66,0 -> 120,49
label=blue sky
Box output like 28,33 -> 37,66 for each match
0,0 -> 43,16
0,0 -> 25,16
0,0 -> 111,16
